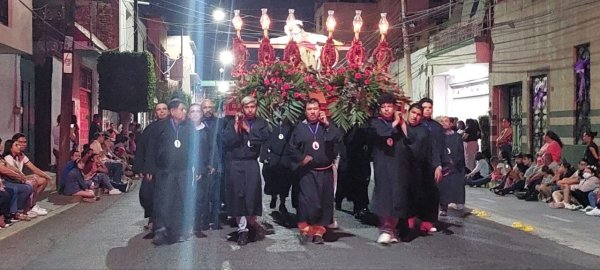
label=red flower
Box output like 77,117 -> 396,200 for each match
354,73 -> 362,80
264,79 -> 270,86
364,79 -> 371,85
293,92 -> 303,100
276,78 -> 283,85
325,84 -> 333,92
282,83 -> 291,91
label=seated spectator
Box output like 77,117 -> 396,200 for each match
58,149 -> 81,194
567,165 -> 600,209
3,139 -> 51,216
465,152 -> 491,187
537,130 -> 563,163
549,160 -> 588,208
83,154 -> 126,194
0,180 -> 13,227
515,154 -> 555,201
538,162 -> 575,203
495,154 -> 537,196
127,133 -> 137,155
585,188 -> 600,216
0,149 -> 33,221
62,159 -> 98,203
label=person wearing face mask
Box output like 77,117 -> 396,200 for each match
567,165 -> 600,209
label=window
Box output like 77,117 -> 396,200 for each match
0,0 -> 8,26
575,43 -> 591,144
80,68 -> 93,90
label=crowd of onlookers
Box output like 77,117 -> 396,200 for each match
0,114 -> 139,229
465,122 -> 600,217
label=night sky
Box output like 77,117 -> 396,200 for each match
142,0 -> 319,81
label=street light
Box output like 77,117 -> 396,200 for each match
219,50 -> 234,66
213,8 -> 226,22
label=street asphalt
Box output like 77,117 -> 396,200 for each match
1,181 -> 600,270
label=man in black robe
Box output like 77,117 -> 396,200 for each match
418,98 -> 448,186
199,99 -> 225,230
369,93 -> 409,245
146,99 -> 194,245
222,96 -> 269,246
289,98 -> 342,245
132,103 -> 169,235
405,103 -> 439,234
188,103 -> 211,238
261,119 -> 295,216
335,124 -> 372,220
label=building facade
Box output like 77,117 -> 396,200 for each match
490,0 -> 600,162
0,0 -> 35,152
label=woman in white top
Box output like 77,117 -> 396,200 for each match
3,139 -> 52,216
465,152 -> 491,187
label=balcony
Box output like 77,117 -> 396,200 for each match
429,19 -> 485,54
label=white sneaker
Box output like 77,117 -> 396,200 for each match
108,189 -> 122,195
327,219 -> 339,229
585,208 -> 600,216
32,205 -> 48,215
563,203 -> 576,210
580,206 -> 594,212
377,233 -> 392,244
125,180 -> 135,193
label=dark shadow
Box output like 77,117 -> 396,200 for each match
46,194 -> 78,206
105,231 -> 154,269
323,230 -> 355,242
269,210 -> 298,228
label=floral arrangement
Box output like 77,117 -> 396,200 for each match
324,65 -> 404,131
234,61 -> 317,126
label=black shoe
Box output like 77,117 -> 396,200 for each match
279,203 -> 289,215
152,229 -> 169,246
298,233 -> 311,245
335,201 -> 342,210
194,231 -> 208,238
313,235 -> 325,245
269,196 -> 277,209
142,232 -> 155,239
525,194 -> 539,201
237,231 -> 249,246
515,191 -> 528,199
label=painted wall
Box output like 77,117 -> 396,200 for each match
490,0 -> 600,159
0,0 -> 32,54
0,54 -> 21,141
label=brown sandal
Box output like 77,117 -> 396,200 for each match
16,213 -> 31,221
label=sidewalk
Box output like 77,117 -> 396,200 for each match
0,172 -> 79,241
466,187 -> 600,257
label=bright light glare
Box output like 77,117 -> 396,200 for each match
217,81 -> 230,93
219,51 -> 234,66
213,9 -> 226,22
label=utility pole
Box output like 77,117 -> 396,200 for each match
400,0 -> 412,95
133,0 -> 139,52
58,0 -> 76,183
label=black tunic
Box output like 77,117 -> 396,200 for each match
146,118 -> 195,239
438,132 -> 466,205
584,142 -> 599,167
369,118 -> 410,219
132,120 -> 161,219
406,123 -> 439,222
337,124 -> 372,210
222,117 -> 269,217
289,121 -> 342,226
261,121 -> 295,197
